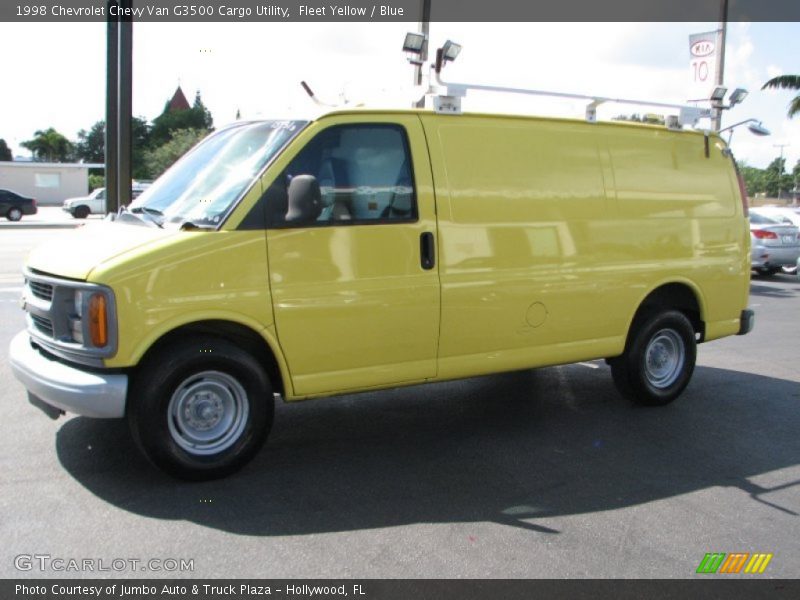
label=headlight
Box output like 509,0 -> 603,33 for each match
24,270 -> 118,366
72,289 -> 110,348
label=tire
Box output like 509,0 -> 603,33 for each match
7,207 -> 22,222
128,335 -> 274,480
74,205 -> 90,219
610,310 -> 696,406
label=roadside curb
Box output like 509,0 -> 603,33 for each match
0,223 -> 82,230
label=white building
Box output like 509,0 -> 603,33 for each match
0,162 -> 103,206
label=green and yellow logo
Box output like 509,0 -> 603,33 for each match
696,552 -> 773,574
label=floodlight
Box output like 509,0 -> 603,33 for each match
441,40 -> 462,62
403,32 -> 426,54
710,86 -> 728,102
728,88 -> 748,106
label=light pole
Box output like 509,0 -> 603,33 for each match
414,0 -> 431,109
712,0 -> 728,131
773,143 -> 789,201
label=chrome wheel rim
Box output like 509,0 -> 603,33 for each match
644,329 -> 685,389
167,370 -> 249,455
8,208 -> 22,221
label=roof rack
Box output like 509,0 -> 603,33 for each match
431,67 -> 712,129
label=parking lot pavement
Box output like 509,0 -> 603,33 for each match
0,230 -> 798,579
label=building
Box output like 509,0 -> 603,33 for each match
0,162 -> 103,206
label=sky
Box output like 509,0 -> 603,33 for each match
0,21 -> 798,170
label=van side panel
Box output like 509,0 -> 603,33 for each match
422,115 -> 627,379
421,114 -> 748,379
605,127 -> 750,340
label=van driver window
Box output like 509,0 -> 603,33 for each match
265,124 -> 417,227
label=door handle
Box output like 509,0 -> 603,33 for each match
420,232 -> 435,270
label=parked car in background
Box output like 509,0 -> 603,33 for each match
0,189 -> 37,222
749,209 -> 800,276
63,182 -> 152,218
63,187 -> 106,219
753,205 -> 800,227
750,206 -> 800,274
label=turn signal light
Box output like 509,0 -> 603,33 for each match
88,293 -> 108,347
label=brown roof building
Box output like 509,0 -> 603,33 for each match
167,86 -> 191,112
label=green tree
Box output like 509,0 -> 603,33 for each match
150,91 -> 213,147
737,161 -> 767,196
76,117 -> 152,179
75,121 -> 106,163
763,157 -> 794,198
0,139 -> 12,161
143,128 -> 206,178
762,75 -> 800,118
88,174 -> 105,191
21,127 -> 74,162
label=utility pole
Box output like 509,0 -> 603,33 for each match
105,0 -> 133,214
712,0 -> 728,131
414,0 -> 431,109
773,143 -> 789,201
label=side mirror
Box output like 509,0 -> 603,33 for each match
285,174 -> 322,223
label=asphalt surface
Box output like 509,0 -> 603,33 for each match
1,228 -> 798,579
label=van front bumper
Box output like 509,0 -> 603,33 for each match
9,331 -> 127,419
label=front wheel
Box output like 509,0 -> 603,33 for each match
610,310 -> 696,406
128,335 -> 274,480
73,205 -> 90,219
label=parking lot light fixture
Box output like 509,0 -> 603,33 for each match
403,32 -> 426,55
728,88 -> 749,107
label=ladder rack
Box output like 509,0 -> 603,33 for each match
431,68 -> 713,129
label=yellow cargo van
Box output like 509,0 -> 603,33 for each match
10,109 -> 753,479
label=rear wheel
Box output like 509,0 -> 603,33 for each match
74,205 -> 90,219
128,335 -> 274,480
6,207 -> 22,222
610,310 -> 696,406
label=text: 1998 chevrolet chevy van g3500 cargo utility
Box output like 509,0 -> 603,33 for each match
9,105 -> 754,479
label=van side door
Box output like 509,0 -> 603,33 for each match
264,115 -> 440,397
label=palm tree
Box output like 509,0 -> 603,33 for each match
762,75 -> 800,118
21,127 -> 74,162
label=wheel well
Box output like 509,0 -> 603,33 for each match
634,283 -> 705,341
139,320 -> 285,396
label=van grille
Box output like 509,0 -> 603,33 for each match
31,314 -> 54,337
28,280 -> 54,302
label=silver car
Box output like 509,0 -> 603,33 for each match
750,209 -> 800,276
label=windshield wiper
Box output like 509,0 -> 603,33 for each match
110,205 -> 159,228
129,206 -> 165,228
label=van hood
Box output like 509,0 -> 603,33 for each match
26,221 -> 179,281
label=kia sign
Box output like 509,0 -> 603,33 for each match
688,31 -> 719,101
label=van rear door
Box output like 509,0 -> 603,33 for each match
264,114 -> 440,396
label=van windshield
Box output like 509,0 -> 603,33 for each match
128,120 -> 307,229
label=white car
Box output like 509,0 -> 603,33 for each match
749,209 -> 800,276
753,205 -> 800,227
62,187 -> 106,219
62,183 -> 152,219
750,207 -> 800,274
